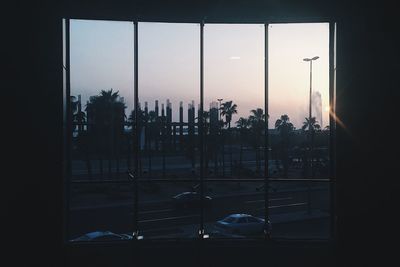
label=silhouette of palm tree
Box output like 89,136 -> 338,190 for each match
86,89 -> 126,179
70,95 -> 90,178
301,116 -> 321,214
236,117 -> 250,169
248,108 -> 266,176
301,116 -> 320,178
220,101 -> 238,129
220,101 -> 238,176
249,108 -> 265,125
302,117 -> 321,132
275,114 -> 294,178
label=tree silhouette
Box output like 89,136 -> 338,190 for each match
70,95 -> 90,178
235,117 -> 250,170
220,101 -> 238,129
86,89 -> 126,179
302,117 -> 321,132
301,116 -> 320,178
220,101 -> 237,176
301,116 -> 321,214
248,108 -> 266,176
275,114 -> 294,178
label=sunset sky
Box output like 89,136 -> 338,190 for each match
70,20 -> 329,129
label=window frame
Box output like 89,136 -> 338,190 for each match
63,18 -> 337,245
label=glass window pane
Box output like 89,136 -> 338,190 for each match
268,23 -> 330,179
68,19 -> 134,241
269,181 -> 331,239
66,20 -> 334,242
138,22 -> 200,180
204,24 -> 265,179
204,181 -> 266,239
69,181 -> 135,241
138,181 -> 200,239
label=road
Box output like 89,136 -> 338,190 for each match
69,184 -> 330,239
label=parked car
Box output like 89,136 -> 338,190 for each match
172,191 -> 212,209
214,214 -> 271,236
71,231 -> 133,242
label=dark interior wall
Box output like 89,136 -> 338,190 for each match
4,0 -> 399,266
60,0 -> 335,22
334,4 -> 399,265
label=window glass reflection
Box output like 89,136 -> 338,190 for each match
268,23 -> 330,179
204,24 -> 265,179
69,19 -> 135,241
138,22 -> 200,180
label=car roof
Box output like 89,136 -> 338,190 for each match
176,191 -> 197,196
75,231 -> 116,240
87,231 -> 115,238
228,214 -> 253,218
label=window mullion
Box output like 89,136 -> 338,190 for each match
264,23 -> 271,240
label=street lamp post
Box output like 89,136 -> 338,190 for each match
303,56 -> 319,126
303,56 -> 319,215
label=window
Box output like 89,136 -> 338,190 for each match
64,19 -> 336,242
66,19 -> 135,241
237,217 -> 248,223
247,217 -> 260,223
223,216 -> 236,223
